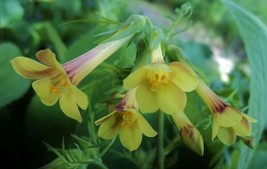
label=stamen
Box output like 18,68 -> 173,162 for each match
60,79 -> 68,86
121,112 -> 136,127
50,85 -> 59,93
49,74 -> 70,93
148,71 -> 169,91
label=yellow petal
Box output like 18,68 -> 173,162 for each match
59,91 -> 82,123
233,117 -> 251,137
98,112 -> 120,139
181,126 -> 204,156
95,111 -> 117,126
135,112 -> 157,137
136,82 -> 158,113
11,57 -> 55,79
36,49 -> 66,75
123,68 -> 147,89
212,116 -> 219,140
143,63 -> 171,72
170,62 -> 199,92
119,123 -> 142,151
173,113 -> 204,156
241,113 -> 257,123
216,106 -> 242,128
71,85 -> 88,110
32,78 -> 60,106
217,127 -> 236,146
156,83 -> 186,115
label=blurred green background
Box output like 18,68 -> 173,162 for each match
1,0 -> 267,169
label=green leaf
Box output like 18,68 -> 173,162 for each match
99,15 -> 146,43
0,0 -> 24,28
222,0 -> 267,168
24,95 -> 78,167
34,22 -> 67,60
63,32 -> 95,62
0,43 -> 31,108
248,142 -> 267,169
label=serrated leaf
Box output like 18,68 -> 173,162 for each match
0,43 -> 31,108
221,0 -> 267,168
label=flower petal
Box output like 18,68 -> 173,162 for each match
135,112 -> 157,137
36,49 -> 66,75
216,106 -> 242,128
212,116 -> 219,140
95,111 -> 116,126
59,90 -> 82,123
143,63 -> 172,72
32,78 -> 60,106
11,57 -> 55,79
172,113 -> 204,156
136,82 -> 158,113
170,62 -> 199,92
156,83 -> 186,115
217,127 -> 236,146
233,117 -> 251,137
71,85 -> 88,110
123,68 -> 147,89
241,113 -> 257,123
98,112 -> 120,139
119,123 -> 142,151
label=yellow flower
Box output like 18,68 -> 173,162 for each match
123,62 -> 199,115
95,89 -> 157,151
196,80 -> 257,145
172,113 -> 204,156
11,49 -> 88,122
123,45 -> 199,115
11,36 -> 132,122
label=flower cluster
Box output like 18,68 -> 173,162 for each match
11,14 -> 256,155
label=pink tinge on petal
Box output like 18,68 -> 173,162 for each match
36,49 -> 67,75
63,36 -> 132,85
196,80 -> 228,114
36,49 -> 56,66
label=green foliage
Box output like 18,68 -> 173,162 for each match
1,0 -> 267,169
222,0 -> 267,169
0,43 -> 31,108
0,0 -> 24,28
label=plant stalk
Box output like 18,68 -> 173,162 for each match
157,111 -> 164,169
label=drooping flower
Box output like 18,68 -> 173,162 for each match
95,89 -> 157,151
172,113 -> 204,156
11,36 -> 132,122
123,44 -> 199,115
196,80 -> 257,146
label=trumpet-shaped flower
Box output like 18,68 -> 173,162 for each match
196,80 -> 257,145
11,36 -> 132,122
95,89 -> 157,151
123,45 -> 199,115
172,113 -> 204,156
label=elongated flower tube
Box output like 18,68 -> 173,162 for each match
11,36 -> 132,122
123,44 -> 199,115
196,80 -> 257,146
95,89 -> 157,151
64,35 -> 132,85
172,113 -> 204,156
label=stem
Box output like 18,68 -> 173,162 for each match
157,111 -> 164,169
